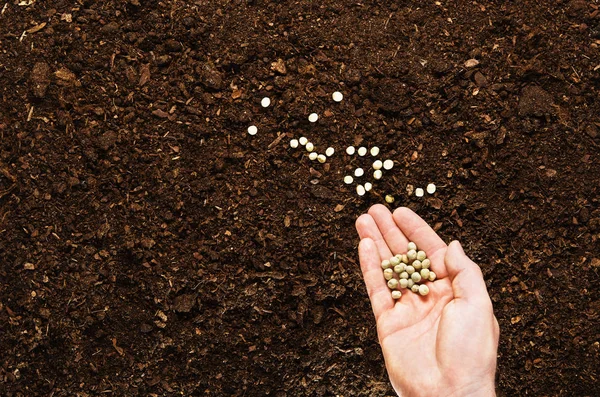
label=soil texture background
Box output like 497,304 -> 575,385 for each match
1,0 -> 599,396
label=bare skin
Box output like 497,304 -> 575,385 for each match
356,205 -> 499,397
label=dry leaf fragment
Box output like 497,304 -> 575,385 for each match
139,64 -> 151,86
464,59 -> 480,68
27,22 -> 46,34
511,316 -> 521,324
334,204 -> 345,212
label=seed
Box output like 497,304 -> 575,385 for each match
427,183 -> 436,194
411,272 -> 422,283
305,142 -> 315,152
412,260 -> 422,270
417,251 -> 427,261
399,271 -> 409,279
395,254 -> 402,260
372,160 -> 383,170
406,265 -> 415,275
390,256 -> 400,266
381,260 -> 391,269
387,278 -> 399,290
308,152 -> 318,161
374,170 -> 383,180
383,159 -> 394,170
391,290 -> 402,299
415,188 -> 424,197
407,242 -> 417,251
418,284 -> 430,296
290,139 -> 299,148
370,147 -> 380,156
346,146 -> 356,155
357,147 -> 367,156
344,175 -> 354,184
364,182 -> 372,192
399,279 -> 409,289
420,268 -> 430,280
428,271 -> 437,282
354,168 -> 364,177
325,147 -> 335,157
383,268 -> 394,281
261,97 -> 271,107
394,264 -> 405,274
308,113 -> 319,123
332,91 -> 344,102
407,249 -> 417,261
299,137 -> 308,145
357,184 -> 366,196
385,194 -> 394,203
317,154 -> 326,163
247,125 -> 258,135
407,279 -> 415,289
421,258 -> 431,269
401,254 -> 409,264
411,284 -> 420,293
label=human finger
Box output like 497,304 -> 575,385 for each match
356,213 -> 394,261
368,204 -> 410,256
444,241 -> 492,307
357,237 -> 394,320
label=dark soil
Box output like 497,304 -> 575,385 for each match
1,1 -> 599,396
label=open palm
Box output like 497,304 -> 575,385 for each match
356,205 -> 499,397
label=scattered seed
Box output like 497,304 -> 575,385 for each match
384,268 -> 394,281
308,113 -> 319,123
385,194 -> 394,203
370,147 -> 380,156
317,154 -> 326,163
421,258 -> 431,269
346,146 -> 356,155
374,170 -> 383,180
406,265 -> 415,275
354,168 -> 364,177
387,278 -> 399,290
407,242 -> 417,251
411,284 -> 420,293
299,137 -> 308,145
417,250 -> 427,261
325,147 -> 335,157
391,290 -> 402,299
420,268 -> 430,280
407,249 -> 417,261
261,97 -> 271,107
290,139 -> 299,148
305,142 -> 315,152
357,184 -> 366,196
344,175 -> 354,184
381,259 -> 391,269
364,182 -> 372,192
428,271 -> 437,282
418,284 -> 430,296
412,260 -> 422,271
332,91 -> 344,102
308,152 -> 318,161
399,279 -> 409,289
357,147 -> 368,156
383,159 -> 394,170
411,272 -> 422,283
427,183 -> 437,194
248,125 -> 258,135
415,188 -> 424,197
372,160 -> 383,170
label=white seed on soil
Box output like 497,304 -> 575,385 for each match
374,170 -> 383,180
344,175 -> 354,184
407,279 -> 415,289
358,147 -> 368,156
411,272 -> 422,283
372,160 -> 383,170
390,256 -> 401,266
261,97 -> 271,107
427,183 -> 437,194
420,268 -> 430,280
325,147 -> 335,157
385,194 -> 394,203
364,182 -> 372,192
391,290 -> 402,299
411,284 -> 420,293
407,242 -> 417,251
308,113 -> 319,123
429,271 -> 437,282
317,154 -> 326,163
387,278 -> 399,289
332,91 -> 344,102
399,279 -> 409,289
406,265 -> 415,275
383,159 -> 394,170
346,146 -> 356,155
308,152 -> 318,161
394,264 -> 405,274
417,250 -> 427,261
305,142 -> 314,152
412,260 -> 422,271
419,284 -> 430,296
415,188 -> 425,197
370,147 -> 380,156
400,271 -> 409,279
299,137 -> 308,145
421,258 -> 431,269
407,249 -> 417,261
354,168 -> 364,177
357,184 -> 366,196
383,268 -> 394,281
290,139 -> 299,148
248,125 -> 258,135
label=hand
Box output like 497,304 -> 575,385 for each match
356,205 -> 499,397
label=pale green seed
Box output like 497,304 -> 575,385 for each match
407,249 -> 417,261
411,272 -> 422,283
391,290 -> 402,299
399,279 -> 409,289
387,278 -> 399,289
381,260 -> 391,269
421,258 -> 431,269
406,265 -> 415,275
417,250 -> 427,261
418,284 -> 430,296
401,254 -> 409,264
420,268 -> 430,280
394,264 -> 406,274
413,260 -> 422,271
407,279 -> 415,289
429,271 -> 437,282
395,254 -> 402,260
390,256 -> 400,266
411,284 -> 420,293
384,268 -> 394,281
400,271 -> 409,279
407,242 -> 417,251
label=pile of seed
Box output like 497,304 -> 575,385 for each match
382,241 -> 436,299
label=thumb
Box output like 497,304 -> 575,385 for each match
445,241 -> 491,306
